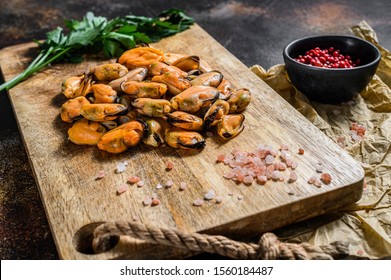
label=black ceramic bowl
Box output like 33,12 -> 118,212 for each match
283,35 -> 381,104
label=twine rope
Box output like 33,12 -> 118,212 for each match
92,221 -> 349,260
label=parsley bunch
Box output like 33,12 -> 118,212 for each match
0,9 -> 194,92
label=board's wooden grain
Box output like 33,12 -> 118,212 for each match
0,24 -> 363,259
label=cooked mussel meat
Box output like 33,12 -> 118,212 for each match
227,88 -> 252,113
97,120 -> 146,153
151,71 -> 191,95
165,128 -> 205,149
60,96 -> 90,123
121,81 -> 167,99
143,118 -> 169,147
216,114 -> 245,139
170,86 -> 219,113
131,98 -> 172,117
88,84 -> 118,103
167,111 -> 204,131
68,118 -> 106,145
171,55 -> 200,72
190,71 -> 223,87
108,67 -> 148,92
89,63 -> 128,81
118,47 -> 163,69
61,74 -> 93,99
80,103 -> 127,122
203,100 -> 230,129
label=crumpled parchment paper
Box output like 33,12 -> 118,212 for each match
250,21 -> 391,259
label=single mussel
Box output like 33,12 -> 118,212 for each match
216,114 -> 245,140
97,120 -> 146,154
165,128 -> 206,149
170,85 -> 219,113
61,74 -> 93,99
190,71 -> 223,87
162,52 -> 185,65
108,67 -> 148,92
167,111 -> 204,131
121,81 -> 167,99
151,71 -> 191,95
149,62 -> 187,78
143,118 -> 169,147
89,63 -> 128,81
203,99 -> 230,129
88,84 -> 118,103
216,78 -> 235,100
227,88 -> 252,113
80,103 -> 127,122
60,96 -> 90,123
68,118 -> 106,145
118,47 -> 163,69
171,55 -> 200,72
131,98 -> 172,118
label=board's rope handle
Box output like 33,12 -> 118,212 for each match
92,221 -> 349,260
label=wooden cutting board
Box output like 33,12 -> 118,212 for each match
0,24 -> 363,259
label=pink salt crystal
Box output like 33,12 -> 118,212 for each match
308,176 -> 316,184
115,162 -> 127,173
143,197 -> 152,206
137,180 -> 145,187
315,164 -> 323,173
166,161 -> 174,171
204,190 -> 215,200
290,162 -> 298,170
193,199 -> 204,206
228,192 -> 234,196
288,171 -> 298,183
156,183 -> 163,189
243,175 -> 254,185
267,164 -> 275,173
223,156 -> 232,165
271,170 -> 282,181
223,171 -> 235,179
265,154 -> 275,165
215,196 -> 223,204
95,170 -> 105,180
313,179 -> 322,188
151,198 -> 161,206
231,148 -> 240,155
116,184 -> 128,195
278,162 -> 287,171
127,176 -> 141,184
237,195 -> 244,200
257,175 -> 268,184
216,154 -> 226,163
179,182 -> 187,190
165,180 -> 173,188
235,173 -> 245,182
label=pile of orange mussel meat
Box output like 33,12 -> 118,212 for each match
60,46 -> 252,154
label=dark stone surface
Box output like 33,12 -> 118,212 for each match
1,0 -> 390,259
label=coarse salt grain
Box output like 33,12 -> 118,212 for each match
237,195 -> 243,200
137,180 -> 145,187
313,179 -> 322,188
116,184 -> 127,195
193,199 -> 204,206
288,171 -> 298,183
204,190 -> 215,200
165,180 -> 173,188
143,197 -> 152,206
243,175 -> 254,185
156,183 -> 163,189
127,176 -> 141,184
217,154 -> 226,163
151,198 -> 161,206
315,164 -> 323,173
115,162 -> 127,173
257,175 -> 267,184
308,176 -> 316,184
265,154 -> 275,165
166,161 -> 174,171
271,170 -> 282,181
215,196 -> 223,204
320,173 -> 332,184
95,170 -> 105,180
180,182 -> 187,190
298,148 -> 305,155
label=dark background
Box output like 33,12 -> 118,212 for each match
1,0 -> 390,259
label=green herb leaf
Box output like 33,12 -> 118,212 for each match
0,9 -> 194,92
